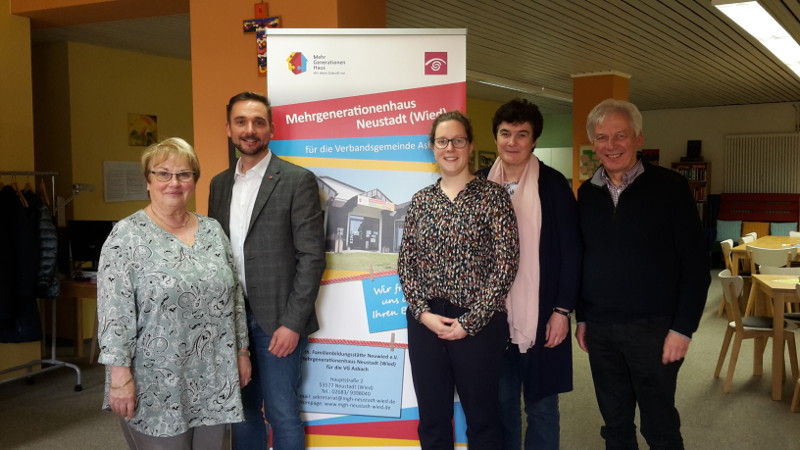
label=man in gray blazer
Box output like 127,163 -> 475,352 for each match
209,91 -> 326,450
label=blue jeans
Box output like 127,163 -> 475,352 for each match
499,347 -> 560,450
232,313 -> 307,450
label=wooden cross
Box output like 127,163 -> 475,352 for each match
243,3 -> 280,76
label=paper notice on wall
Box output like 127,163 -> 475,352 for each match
103,161 -> 148,202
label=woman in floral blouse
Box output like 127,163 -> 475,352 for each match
97,137 -> 250,449
398,111 -> 519,449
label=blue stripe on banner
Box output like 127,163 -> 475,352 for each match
270,135 -> 434,163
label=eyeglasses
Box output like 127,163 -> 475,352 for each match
150,171 -> 195,182
433,137 -> 469,149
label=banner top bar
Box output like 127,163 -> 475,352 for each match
266,28 -> 467,36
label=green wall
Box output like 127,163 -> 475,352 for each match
538,112 -> 572,148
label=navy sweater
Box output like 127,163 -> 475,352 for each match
576,162 -> 710,337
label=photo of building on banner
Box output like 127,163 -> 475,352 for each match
268,29 -> 468,448
271,83 -> 463,279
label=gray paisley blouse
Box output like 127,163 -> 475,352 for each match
97,210 -> 248,437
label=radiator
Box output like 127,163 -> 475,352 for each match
724,133 -> 800,193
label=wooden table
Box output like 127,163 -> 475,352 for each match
59,279 -> 98,359
730,235 -> 800,276
747,274 -> 800,400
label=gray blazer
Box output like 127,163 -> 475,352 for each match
208,154 -> 326,338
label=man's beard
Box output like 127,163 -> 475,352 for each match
234,141 -> 269,156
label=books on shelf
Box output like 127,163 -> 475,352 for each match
673,165 -> 707,182
693,185 -> 706,202
672,161 -> 710,226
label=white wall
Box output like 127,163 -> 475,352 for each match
641,102 -> 798,194
536,147 -> 573,180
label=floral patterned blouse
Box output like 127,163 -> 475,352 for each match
97,210 -> 248,437
398,177 -> 519,335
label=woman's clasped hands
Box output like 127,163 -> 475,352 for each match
420,311 -> 468,340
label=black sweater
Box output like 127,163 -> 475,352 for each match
576,162 -> 710,337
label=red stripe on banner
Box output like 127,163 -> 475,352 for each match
307,420 -> 420,440
321,270 -> 398,285
308,338 -> 408,349
272,83 -> 466,140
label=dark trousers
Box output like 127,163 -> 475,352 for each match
585,318 -> 684,450
406,301 -> 509,450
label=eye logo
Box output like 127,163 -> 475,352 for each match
424,52 -> 447,75
287,52 -> 307,75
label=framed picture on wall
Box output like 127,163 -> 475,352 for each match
578,145 -> 601,180
477,151 -> 496,171
128,113 -> 158,146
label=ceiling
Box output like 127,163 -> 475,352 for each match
31,14 -> 191,61
29,0 -> 800,115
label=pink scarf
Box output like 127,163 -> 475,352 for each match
488,155 -> 542,352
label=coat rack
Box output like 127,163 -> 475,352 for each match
0,170 -> 83,391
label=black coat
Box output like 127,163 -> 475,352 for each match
0,186 -> 43,342
478,160 -> 582,401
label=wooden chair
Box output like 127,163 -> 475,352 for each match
744,246 -> 798,315
720,239 -> 734,272
714,270 -> 799,393
747,245 -> 797,274
738,232 -> 757,246
784,281 -> 800,338
719,239 -> 751,316
736,234 -> 757,272
759,266 -> 800,276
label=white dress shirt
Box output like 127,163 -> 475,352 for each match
230,151 -> 272,296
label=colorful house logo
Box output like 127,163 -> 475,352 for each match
287,52 -> 307,75
424,52 -> 447,75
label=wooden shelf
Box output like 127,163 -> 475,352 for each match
673,161 -> 710,226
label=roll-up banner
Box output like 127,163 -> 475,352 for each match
267,28 -> 467,448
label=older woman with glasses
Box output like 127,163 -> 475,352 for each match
398,111 -> 519,449
97,137 -> 251,450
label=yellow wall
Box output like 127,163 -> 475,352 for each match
466,97 -> 502,170
467,97 -> 502,152
32,42 -> 73,207
11,0 -> 189,28
0,0 -> 38,380
0,0 -> 34,172
39,41 -> 195,220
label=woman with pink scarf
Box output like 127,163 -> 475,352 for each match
478,98 -> 582,450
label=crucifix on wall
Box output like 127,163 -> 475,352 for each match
243,2 -> 280,76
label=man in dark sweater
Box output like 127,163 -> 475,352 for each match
575,99 -> 710,449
